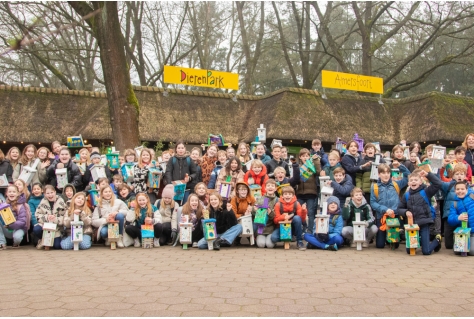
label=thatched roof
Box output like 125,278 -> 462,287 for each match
0,84 -> 473,145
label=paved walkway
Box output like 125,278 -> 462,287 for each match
1,241 -> 473,317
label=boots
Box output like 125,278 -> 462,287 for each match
213,238 -> 222,251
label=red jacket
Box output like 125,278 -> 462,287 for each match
244,165 -> 269,194
274,195 -> 307,223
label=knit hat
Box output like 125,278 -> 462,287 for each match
162,184 -> 174,199
90,152 -> 101,160
326,196 -> 340,209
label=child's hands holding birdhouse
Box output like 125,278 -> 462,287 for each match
245,205 -> 252,215
392,160 -> 400,168
226,202 -> 233,212
145,217 -> 153,225
48,215 -> 56,222
320,171 -> 326,176
386,209 -> 395,218
74,209 -> 81,215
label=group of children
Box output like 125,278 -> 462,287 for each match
0,134 -> 473,257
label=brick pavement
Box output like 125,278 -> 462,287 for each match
1,241 -> 473,317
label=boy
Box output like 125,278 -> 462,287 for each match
310,139 -> 328,167
252,179 -> 279,248
226,147 -> 235,159
111,174 -> 124,195
83,151 -> 113,185
397,169 -> 442,255
272,186 -> 307,250
452,146 -> 472,182
265,145 -> 290,178
274,163 -> 301,195
370,163 -> 410,249
320,151 -> 341,180
448,181 -> 474,256
342,187 -> 377,247
208,150 -> 227,189
304,196 -> 343,251
326,167 -> 354,207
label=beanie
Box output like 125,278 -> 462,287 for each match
162,184 -> 174,199
326,196 -> 340,209
90,152 -> 101,160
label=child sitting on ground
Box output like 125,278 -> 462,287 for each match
447,180 -> 474,256
154,184 -> 179,246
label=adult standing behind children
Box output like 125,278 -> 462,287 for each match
461,133 -> 474,175
265,145 -> 290,178
47,147 -> 83,194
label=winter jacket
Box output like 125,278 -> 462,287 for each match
440,180 -> 457,219
342,197 -> 375,228
35,196 -> 67,237
448,160 -> 472,182
209,204 -> 238,235
296,158 -> 320,197
126,205 -> 160,226
230,182 -> 256,219
265,158 -> 290,178
199,154 -> 217,186
91,198 -> 129,240
13,159 -> 45,185
310,147 -> 328,168
28,194 -> 44,226
355,155 -> 386,194
330,175 -> 354,207
118,192 -> 136,209
82,163 -> 113,186
252,194 -> 277,235
322,163 -> 342,181
6,194 -> 29,234
448,189 -> 474,228
208,162 -> 223,189
274,195 -> 307,223
341,153 -> 362,185
370,164 -> 410,219
391,158 -> 415,174
463,149 -> 474,176
215,168 -> 245,197
63,210 -> 93,236
254,154 -> 271,164
397,173 -> 442,226
47,159 -> 83,193
327,209 -> 343,238
0,160 -> 13,195
244,164 -> 269,195
164,156 -> 198,190
155,199 -> 179,231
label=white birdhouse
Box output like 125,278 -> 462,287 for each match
319,176 -> 333,208
370,154 -> 381,181
352,212 -> 367,251
219,182 -> 232,200
42,222 -> 57,249
141,225 -> 154,249
238,215 -> 254,245
179,221 -> 193,250
18,164 -> 38,186
55,168 -> 68,189
315,202 -> 330,234
71,214 -> 84,251
90,164 -> 106,182
271,139 -> 282,149
257,124 -> 266,142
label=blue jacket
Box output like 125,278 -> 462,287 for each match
135,205 -> 158,226
28,194 -> 44,226
330,175 -> 354,206
254,154 -> 271,164
370,164 -> 409,219
207,162 -> 223,189
310,147 -> 328,168
448,189 -> 474,228
328,211 -> 343,238
440,180 -> 457,219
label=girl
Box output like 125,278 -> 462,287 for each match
28,182 -> 44,230
164,140 -> 198,205
34,185 -> 67,250
154,184 -> 179,246
36,147 -> 51,185
341,140 -> 367,184
75,148 -> 91,175
409,141 -> 422,160
409,151 -> 421,172
125,192 -> 162,248
190,147 -> 203,187
391,145 -> 415,172
50,141 -> 62,161
6,146 -> 21,171
180,193 -> 204,247
198,192 -> 242,250
194,182 -> 210,209
91,185 -> 128,247
0,149 -> 13,199
0,185 -> 29,249
14,179 -> 30,202
215,157 -> 245,197
124,149 -> 138,164
462,133 -> 474,174
199,144 -> 218,186
46,147 -> 83,193
131,148 -> 155,194
255,143 -> 271,164
208,150 -> 227,189
117,184 -> 136,208
62,184 -> 76,208
244,159 -> 269,195
230,182 -> 255,245
13,144 -> 44,185
61,192 -> 92,250
237,142 -> 252,173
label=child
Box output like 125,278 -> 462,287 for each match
340,140 -> 363,185
199,192 -> 242,250
6,146 -> 21,171
439,150 -> 456,182
320,151 -> 342,180
397,169 -> 442,255
154,184 -> 179,245
326,167 -> 354,207
34,185 -> 67,250
451,146 -> 472,182
180,193 -> 204,248
61,184 -> 76,209
254,143 -> 271,164
310,139 -> 328,167
194,182 -> 210,209
392,145 -> 415,172
341,187 -> 377,247
370,163 -> 409,249
237,142 -> 252,173
125,192 -> 162,248
230,182 -> 256,219
131,148 -> 157,195
409,151 -> 420,173
124,149 -> 138,164
0,185 -> 29,249
265,145 -> 290,178
252,179 -> 278,248
117,184 -> 136,208
208,150 -> 227,189
199,144 -> 218,186
272,186 -> 307,250
274,163 -> 300,190
244,159 -> 269,195
14,179 -> 30,202
190,147 -> 203,188
355,143 -> 385,204
36,147 -> 51,185
61,192 -> 92,250
46,147 -> 83,193
304,196 -> 343,251
448,181 -> 474,256
214,157 -> 245,198
13,144 -> 44,185
0,148 -> 13,199
91,185 -> 128,248
28,182 -> 44,231
83,151 -> 113,186
226,147 -> 236,159
111,174 -> 124,195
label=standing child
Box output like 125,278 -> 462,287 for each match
237,143 -> 252,173
320,151 -> 342,180
340,140 -> 363,185
199,144 -> 218,186
6,147 -> 21,172
304,196 -> 343,251
355,143 -> 385,204
0,148 -> 13,199
214,157 -> 245,198
451,146 -> 472,182
326,167 -> 354,207
254,143 -> 271,164
46,147 -> 83,193
208,150 -> 227,189
252,179 -> 278,248
310,139 -> 328,167
36,147 -> 51,185
125,193 -> 162,248
13,144 -> 44,185
448,181 -> 474,256
180,193 -> 204,248
154,184 -> 179,246
0,185 -> 29,249
392,145 -> 415,173
61,192 -> 92,250
265,145 -> 290,178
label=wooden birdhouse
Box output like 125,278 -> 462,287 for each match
141,224 -> 154,249
352,212 -> 366,251
319,176 -> 333,208
271,139 -> 282,149
42,222 -> 57,250
134,146 -> 144,157
315,202 -> 330,234
300,158 -> 316,182
202,218 -> 217,250
219,181 -> 232,200
88,184 -> 99,208
276,183 -> 290,197
18,164 -> 38,186
172,181 -> 186,202
147,168 -> 162,189
335,138 -> 347,154
238,215 -> 255,245
121,163 -> 135,183
370,154 -> 381,181
208,134 -> 225,147
257,124 -> 266,142
71,214 -> 83,251
108,221 -> 119,250
106,151 -> 120,169
254,198 -> 269,234
391,168 -> 402,182
454,216 -> 471,257
404,214 -> 420,256
353,133 -> 364,152
55,168 -> 68,189
385,217 -> 400,249
179,215 -> 193,250
90,164 -> 106,182
249,184 -> 262,201
67,135 -> 84,148
0,203 -> 15,226
0,174 -> 8,188
279,221 -> 292,250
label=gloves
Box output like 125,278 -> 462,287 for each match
171,231 -> 177,243
317,233 -> 328,242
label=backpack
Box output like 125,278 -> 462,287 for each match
279,202 -> 298,218
453,193 -> 474,209
404,190 -> 436,220
373,182 -> 400,200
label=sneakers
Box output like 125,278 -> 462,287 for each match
192,242 -> 198,248
212,238 -> 221,251
362,241 -> 369,248
0,244 -> 6,250
134,238 -> 141,248
153,238 -> 160,248
297,241 -> 306,251
12,244 -> 20,249
326,244 -> 338,251
434,234 -> 442,253
36,239 -> 43,250
306,243 -> 315,249
350,241 -> 356,248
117,235 -> 124,248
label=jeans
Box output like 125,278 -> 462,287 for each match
375,218 -> 393,249
32,224 -> 61,249
99,213 -> 125,239
198,224 -> 243,249
60,235 -> 92,250
297,197 -> 316,233
304,233 -> 344,249
270,215 -> 303,243
0,225 -> 24,245
341,225 -> 378,242
406,224 -> 439,255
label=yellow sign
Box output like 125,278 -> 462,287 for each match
322,70 -> 383,94
163,65 -> 239,90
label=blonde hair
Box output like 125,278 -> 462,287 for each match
238,142 -> 251,163
134,193 -> 153,220
273,167 -> 286,175
98,185 -> 115,207
78,148 -> 91,165
251,159 -> 264,168
462,133 -> 474,149
138,148 -> 153,168
68,192 -> 91,218
6,147 -> 20,166
328,151 -> 340,160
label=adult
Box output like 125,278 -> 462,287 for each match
47,147 -> 83,193
462,133 -> 474,175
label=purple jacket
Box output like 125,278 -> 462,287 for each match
8,194 -> 29,233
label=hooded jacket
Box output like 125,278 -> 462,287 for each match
164,155 -> 198,189
330,175 -> 354,207
274,194 -> 307,223
230,182 -> 256,219
244,164 -> 269,194
61,183 -> 77,208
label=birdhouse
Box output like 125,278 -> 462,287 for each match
55,168 -> 68,189
335,138 -> 347,154
108,221 -> 119,250
90,164 -> 106,182
371,142 -> 381,153
208,134 -> 225,147
88,184 -> 99,208
42,222 -> 57,250
71,214 -> 83,251
257,124 -> 266,143
0,174 -> 8,188
121,163 -> 135,183
67,135 -> 84,148
353,133 -> 364,152
106,151 -> 120,169
238,215 -> 255,245
391,168 -> 402,182
219,181 -> 232,200
300,158 -> 316,182
454,216 -> 471,256
279,221 -> 292,250
179,216 -> 193,250
404,225 -> 420,256
254,198 -> 269,234
352,212 -> 366,251
319,176 -> 333,208
276,183 -> 290,197
417,160 -> 432,174
250,137 -> 260,155
385,217 -> 400,249
202,218 -> 217,250
271,139 -> 282,149
370,154 -> 381,181
147,168 -> 162,189
134,146 -> 144,158
172,181 -> 186,202
18,165 -> 37,186
0,203 -> 15,226
141,224 -> 154,249
315,202 -> 330,234
249,184 -> 262,201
